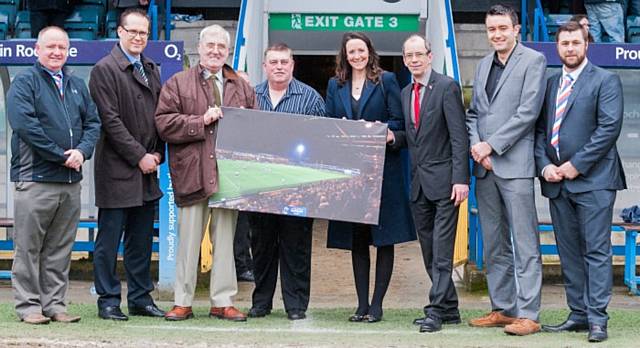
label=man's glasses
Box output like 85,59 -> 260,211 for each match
121,27 -> 149,39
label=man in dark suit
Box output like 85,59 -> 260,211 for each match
389,34 -> 469,333
89,8 -> 165,321
535,21 -> 626,343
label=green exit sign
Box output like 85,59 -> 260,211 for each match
270,13 -> 419,32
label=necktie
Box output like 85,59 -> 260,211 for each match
211,75 -> 222,107
52,73 -> 63,98
413,82 -> 421,128
551,74 -> 574,158
134,61 -> 148,86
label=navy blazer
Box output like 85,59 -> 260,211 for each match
535,62 -> 627,199
325,71 -> 415,249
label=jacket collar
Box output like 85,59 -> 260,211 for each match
35,61 -> 71,78
197,63 -> 239,82
111,43 -> 154,72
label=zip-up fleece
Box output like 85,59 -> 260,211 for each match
7,62 -> 101,183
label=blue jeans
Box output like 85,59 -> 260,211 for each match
585,2 -> 626,43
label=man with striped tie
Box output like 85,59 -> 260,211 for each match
89,8 -> 165,321
535,21 -> 626,343
7,26 -> 101,324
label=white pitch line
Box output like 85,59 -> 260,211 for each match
126,324 -> 493,336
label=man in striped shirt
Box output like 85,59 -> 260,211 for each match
247,43 -> 325,321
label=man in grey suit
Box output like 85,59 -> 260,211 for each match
535,21 -> 625,343
389,34 -> 469,333
466,4 -> 546,336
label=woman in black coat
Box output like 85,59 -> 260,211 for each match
325,32 -> 415,323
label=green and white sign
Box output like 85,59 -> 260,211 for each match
270,13 -> 419,32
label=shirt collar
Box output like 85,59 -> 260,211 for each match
119,44 -> 141,65
43,66 -> 63,78
412,69 -> 431,87
201,66 -> 224,82
562,58 -> 588,82
493,42 -> 518,68
256,78 -> 301,96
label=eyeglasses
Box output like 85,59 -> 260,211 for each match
404,51 -> 430,59
121,27 -> 149,39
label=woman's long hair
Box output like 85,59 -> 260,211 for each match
334,32 -> 383,85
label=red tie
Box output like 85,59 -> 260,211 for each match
413,82 -> 421,128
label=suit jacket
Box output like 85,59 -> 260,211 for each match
534,62 -> 626,199
392,70 -> 469,202
155,64 -> 256,207
90,44 -> 164,209
325,71 -> 415,249
467,43 -> 547,179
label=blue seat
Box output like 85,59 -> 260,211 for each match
0,11 -> 8,39
0,0 -> 18,30
106,9 -> 118,38
545,14 -> 573,41
64,8 -> 100,40
628,16 -> 640,43
74,4 -> 105,36
14,10 -> 30,38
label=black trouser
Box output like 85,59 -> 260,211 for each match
234,212 -> 253,275
410,189 -> 459,318
249,213 -> 313,313
93,203 -> 155,309
30,10 -> 70,38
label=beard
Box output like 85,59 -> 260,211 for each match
561,54 -> 585,69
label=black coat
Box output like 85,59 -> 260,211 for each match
325,72 -> 416,249
28,0 -> 75,11
89,44 -> 164,208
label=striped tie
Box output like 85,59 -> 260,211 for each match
551,74 -> 574,158
52,73 -> 63,98
134,61 -> 148,86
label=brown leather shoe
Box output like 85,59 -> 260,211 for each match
22,313 -> 50,325
209,306 -> 247,322
469,311 -> 517,327
164,306 -> 193,321
51,312 -> 81,323
504,318 -> 541,336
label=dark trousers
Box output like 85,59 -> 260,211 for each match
249,213 -> 313,312
410,188 -> 459,318
30,10 -> 70,38
93,203 -> 155,309
549,188 -> 616,326
234,212 -> 253,275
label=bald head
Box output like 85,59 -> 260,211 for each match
36,27 -> 70,72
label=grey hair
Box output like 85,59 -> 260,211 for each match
199,24 -> 231,45
402,34 -> 431,54
37,26 -> 69,45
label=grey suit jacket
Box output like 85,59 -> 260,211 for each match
467,43 -> 547,179
534,62 -> 627,199
391,71 -> 469,202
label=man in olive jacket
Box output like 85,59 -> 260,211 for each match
156,24 -> 256,321
89,8 -> 165,321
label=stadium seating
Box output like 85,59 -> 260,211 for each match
14,10 -> 29,38
628,16 -> 640,43
0,0 -> 18,32
75,3 -> 105,35
65,7 -> 100,40
545,14 -> 573,41
0,11 -> 8,40
106,9 -> 118,39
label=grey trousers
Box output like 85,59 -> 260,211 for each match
174,201 -> 238,307
476,172 -> 542,321
12,181 -> 81,319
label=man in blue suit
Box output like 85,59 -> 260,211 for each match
535,21 -> 626,343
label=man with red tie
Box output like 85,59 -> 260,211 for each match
388,34 -> 469,333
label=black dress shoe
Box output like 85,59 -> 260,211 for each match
348,314 -> 366,322
98,306 -> 128,321
542,319 -> 589,333
248,307 -> 271,318
414,314 -> 461,326
237,270 -> 255,282
364,314 -> 382,323
287,310 -> 306,320
588,325 -> 608,342
128,304 -> 165,317
419,316 -> 443,333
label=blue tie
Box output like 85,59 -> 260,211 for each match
134,61 -> 148,86
52,73 -> 63,98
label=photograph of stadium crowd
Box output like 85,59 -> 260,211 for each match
208,107 -> 387,224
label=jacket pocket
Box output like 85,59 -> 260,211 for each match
170,152 -> 202,195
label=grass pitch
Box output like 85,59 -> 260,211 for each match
211,159 -> 350,201
1,305 -> 639,347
